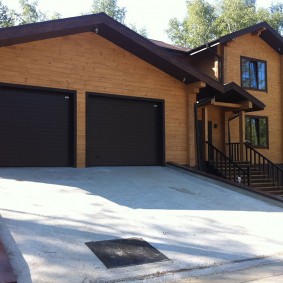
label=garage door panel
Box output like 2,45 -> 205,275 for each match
0,86 -> 74,167
87,94 -> 164,166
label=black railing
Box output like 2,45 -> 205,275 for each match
244,142 -> 283,187
207,142 -> 251,186
227,142 -> 240,161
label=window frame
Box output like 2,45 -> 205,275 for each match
245,115 -> 269,149
240,56 -> 267,92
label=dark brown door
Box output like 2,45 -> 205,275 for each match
86,93 -> 164,166
0,85 -> 74,166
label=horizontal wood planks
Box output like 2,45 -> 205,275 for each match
224,33 -> 282,163
0,32 -> 189,166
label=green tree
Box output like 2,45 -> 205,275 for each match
49,12 -> 62,20
128,23 -> 148,38
90,0 -> 126,23
268,3 -> 283,34
167,0 -> 283,48
17,0 -> 47,25
214,0 -> 257,36
166,0 -> 217,48
0,0 -> 15,27
89,0 -> 148,36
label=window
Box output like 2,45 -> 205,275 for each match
245,116 -> 268,147
241,57 -> 267,91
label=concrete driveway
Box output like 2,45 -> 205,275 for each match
0,166 -> 283,283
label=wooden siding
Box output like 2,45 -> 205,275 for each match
197,106 -> 223,150
223,33 -> 282,163
189,51 -> 219,81
0,32 -> 189,167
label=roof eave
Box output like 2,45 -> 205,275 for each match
224,82 -> 265,111
0,13 -> 225,91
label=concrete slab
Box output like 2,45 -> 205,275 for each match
175,255 -> 283,282
0,166 -> 283,282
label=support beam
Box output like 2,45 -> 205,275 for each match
211,98 -> 253,110
202,107 -> 208,161
187,81 -> 206,167
222,111 -> 229,154
239,111 -> 246,161
211,100 -> 242,108
281,55 -> 283,163
251,27 -> 266,37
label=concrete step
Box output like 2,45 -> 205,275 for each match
251,182 -> 279,188
251,175 -> 272,181
254,186 -> 283,192
250,178 -> 273,183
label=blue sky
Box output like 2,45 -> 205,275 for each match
2,0 -> 278,42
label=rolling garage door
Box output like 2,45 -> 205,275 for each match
0,85 -> 75,167
86,93 -> 164,166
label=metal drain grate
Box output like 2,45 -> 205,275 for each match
85,237 -> 169,269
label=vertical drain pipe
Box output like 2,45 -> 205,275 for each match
194,97 -> 214,170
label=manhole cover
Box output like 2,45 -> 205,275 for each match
85,237 -> 169,269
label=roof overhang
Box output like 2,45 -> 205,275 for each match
197,82 -> 265,112
0,14 -> 268,109
0,13 -> 224,92
189,22 -> 283,55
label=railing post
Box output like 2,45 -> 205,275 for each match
248,166 -> 251,186
239,111 -> 245,162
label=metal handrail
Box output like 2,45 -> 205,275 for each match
207,141 -> 251,186
226,142 -> 241,161
244,142 -> 283,187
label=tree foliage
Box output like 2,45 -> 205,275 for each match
17,0 -> 47,25
167,0 -> 217,48
128,23 -> 148,37
214,0 -> 257,36
167,0 -> 283,48
90,0 -> 126,23
90,0 -> 148,37
0,0 -> 15,27
0,0 -> 62,27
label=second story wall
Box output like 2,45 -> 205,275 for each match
223,33 -> 282,163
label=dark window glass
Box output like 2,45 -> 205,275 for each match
245,116 -> 268,147
241,57 -> 266,91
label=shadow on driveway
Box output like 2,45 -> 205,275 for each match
1,166 -> 283,282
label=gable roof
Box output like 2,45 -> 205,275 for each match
0,13 -> 221,89
198,82 -> 265,112
0,13 -> 265,111
150,39 -> 190,53
188,22 -> 283,55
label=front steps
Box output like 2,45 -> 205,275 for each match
212,161 -> 283,198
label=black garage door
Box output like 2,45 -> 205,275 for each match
0,85 -> 75,167
86,93 -> 164,166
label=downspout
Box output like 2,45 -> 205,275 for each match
194,97 -> 215,170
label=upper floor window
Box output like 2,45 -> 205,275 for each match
241,57 -> 267,91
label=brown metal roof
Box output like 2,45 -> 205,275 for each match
150,39 -> 190,53
0,13 -> 265,111
0,13 -> 225,91
188,22 -> 283,55
198,82 -> 265,112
